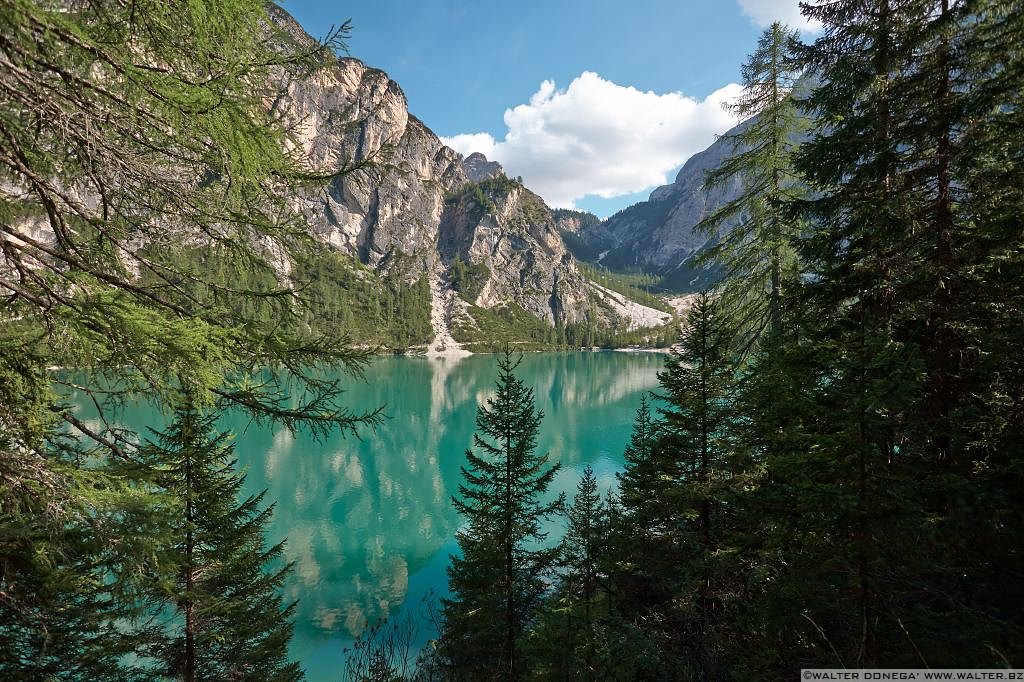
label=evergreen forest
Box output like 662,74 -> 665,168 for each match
1,0 -> 1021,680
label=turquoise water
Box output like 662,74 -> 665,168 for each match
74,351 -> 664,680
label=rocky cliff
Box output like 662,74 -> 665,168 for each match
265,7 -> 667,351
572,120 -> 749,292
461,152 -> 504,182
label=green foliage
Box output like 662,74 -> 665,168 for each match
0,435 -> 160,681
616,394 -> 675,541
551,208 -> 602,233
436,350 -> 564,680
519,191 -> 549,226
292,251 -> 433,350
135,405 -> 302,680
755,0 -> 1024,669
428,2 -> 1024,677
446,174 -> 524,222
0,0 -> 372,676
448,256 -> 491,302
452,304 -> 562,352
577,262 -> 674,313
138,245 -> 434,351
601,294 -> 745,678
452,302 -> 677,353
697,21 -> 806,354
558,228 -> 610,263
530,466 -> 615,681
0,0 -> 368,426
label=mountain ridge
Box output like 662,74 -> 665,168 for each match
265,7 -> 671,351
567,120 -> 748,292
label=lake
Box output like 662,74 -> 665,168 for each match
77,351 -> 665,680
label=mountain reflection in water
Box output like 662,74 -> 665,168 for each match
70,351 -> 664,677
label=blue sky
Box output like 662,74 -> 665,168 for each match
279,0 -> 815,217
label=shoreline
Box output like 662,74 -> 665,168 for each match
402,343 -> 672,358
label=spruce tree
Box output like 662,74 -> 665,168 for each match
562,466 -> 605,618
755,0 -> 934,668
615,394 -> 673,541
611,390 -> 684,641
138,404 -> 302,681
0,428 -> 157,680
559,466 -> 607,680
607,294 -> 742,679
749,0 -> 1021,669
922,0 -> 1024,658
438,350 -> 563,681
527,467 -> 616,681
655,292 -> 742,679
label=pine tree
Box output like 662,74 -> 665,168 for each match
527,467 -> 616,681
0,427 -> 157,680
921,0 -> 1024,659
655,292 -> 742,679
752,0 -> 935,668
611,389 -> 685,648
138,404 -> 302,681
606,295 -> 743,679
615,394 -> 672,539
697,21 -> 806,353
0,1 -> 375,672
563,466 -> 605,617
748,0 -> 1022,669
438,350 -> 563,681
559,466 -> 607,680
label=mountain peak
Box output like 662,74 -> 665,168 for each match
461,152 -> 504,182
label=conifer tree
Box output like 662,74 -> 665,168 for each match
527,466 -> 615,681
607,294 -> 742,678
915,0 -> 1024,658
611,389 -> 685,647
0,428 -> 156,680
956,0 -> 1024,547
560,466 -> 606,680
138,404 -> 302,681
562,466 -> 605,616
615,394 -> 671,539
654,292 -> 741,679
752,0 -> 1009,669
757,0 -> 934,668
438,350 -> 563,681
698,21 -> 806,352
694,23 -> 811,491
0,2 -> 375,673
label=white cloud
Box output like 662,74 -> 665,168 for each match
736,0 -> 822,31
440,72 -> 743,209
440,132 -> 496,160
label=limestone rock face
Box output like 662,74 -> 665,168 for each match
460,152 -> 504,182
438,180 -> 591,324
576,120 -> 748,291
265,8 -> 660,335
271,51 -> 463,273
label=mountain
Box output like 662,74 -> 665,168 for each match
461,152 -> 504,182
570,120 -> 749,292
552,208 -> 602,235
265,7 -> 670,351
